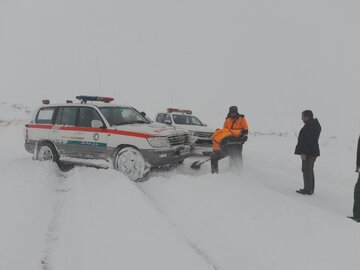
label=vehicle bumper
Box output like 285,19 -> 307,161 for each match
140,145 -> 194,167
24,141 -> 36,154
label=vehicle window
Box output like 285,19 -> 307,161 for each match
78,107 -> 103,127
36,108 -> 55,124
54,107 -> 63,125
156,114 -> 165,123
99,107 -> 148,126
173,115 -> 203,126
60,107 -> 78,126
164,114 -> 172,123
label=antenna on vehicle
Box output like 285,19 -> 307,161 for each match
95,51 -> 103,95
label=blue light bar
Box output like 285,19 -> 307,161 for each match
76,96 -> 114,103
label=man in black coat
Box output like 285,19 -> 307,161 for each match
295,110 -> 322,195
350,136 -> 360,222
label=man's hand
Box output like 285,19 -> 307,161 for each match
301,154 -> 307,161
240,135 -> 248,143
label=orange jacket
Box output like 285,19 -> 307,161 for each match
223,115 -> 248,131
212,116 -> 249,151
212,129 -> 234,151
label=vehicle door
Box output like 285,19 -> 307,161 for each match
50,106 -> 79,157
73,107 -> 108,159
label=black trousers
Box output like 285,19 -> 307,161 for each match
211,144 -> 243,174
301,156 -> 317,192
353,174 -> 360,218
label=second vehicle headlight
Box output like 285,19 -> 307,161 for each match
147,137 -> 170,148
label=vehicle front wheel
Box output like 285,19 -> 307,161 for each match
114,147 -> 149,181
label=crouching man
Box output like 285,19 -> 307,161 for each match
211,106 -> 248,174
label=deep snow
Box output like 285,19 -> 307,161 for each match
1,110 -> 359,270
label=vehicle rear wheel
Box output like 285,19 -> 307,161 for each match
37,142 -> 58,162
37,142 -> 75,172
114,147 -> 149,181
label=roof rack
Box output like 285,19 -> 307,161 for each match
76,96 -> 114,104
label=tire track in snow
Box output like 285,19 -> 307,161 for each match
40,173 -> 70,270
136,184 -> 223,270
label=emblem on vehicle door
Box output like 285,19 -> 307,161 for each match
93,133 -> 100,141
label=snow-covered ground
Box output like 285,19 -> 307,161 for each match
1,0 -> 360,269
1,110 -> 359,270
0,103 -> 32,126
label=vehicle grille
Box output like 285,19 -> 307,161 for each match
193,131 -> 213,138
168,133 -> 190,146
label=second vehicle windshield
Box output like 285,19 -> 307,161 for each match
173,115 -> 204,126
99,106 -> 149,126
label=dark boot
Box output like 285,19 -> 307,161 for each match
353,174 -> 360,218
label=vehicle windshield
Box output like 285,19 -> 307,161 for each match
99,106 -> 150,126
172,115 -> 204,126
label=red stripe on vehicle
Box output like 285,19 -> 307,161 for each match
27,124 -> 53,129
26,124 -> 154,138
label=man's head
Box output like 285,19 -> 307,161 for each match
228,106 -> 239,119
301,110 -> 313,123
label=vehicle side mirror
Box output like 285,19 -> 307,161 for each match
91,120 -> 104,128
203,123 -> 208,127
164,119 -> 172,125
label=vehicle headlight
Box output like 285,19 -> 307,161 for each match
147,137 -> 170,148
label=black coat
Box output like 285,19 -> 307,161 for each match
357,136 -> 360,172
295,118 -> 322,157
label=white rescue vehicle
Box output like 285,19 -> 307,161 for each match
154,108 -> 214,155
24,96 -> 194,181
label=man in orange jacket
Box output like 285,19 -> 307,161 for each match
211,106 -> 249,174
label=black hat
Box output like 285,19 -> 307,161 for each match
302,110 -> 313,118
229,106 -> 238,114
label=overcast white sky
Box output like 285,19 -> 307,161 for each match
1,0 -> 359,123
